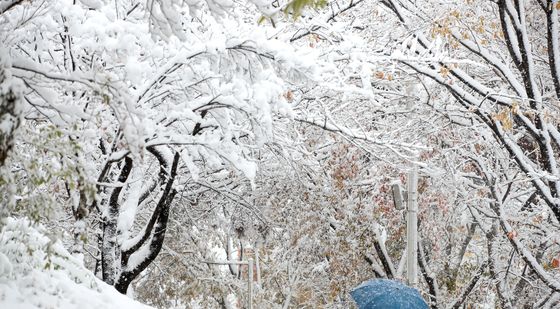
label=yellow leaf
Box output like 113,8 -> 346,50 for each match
511,101 -> 519,114
502,117 -> 513,131
492,108 -> 513,131
439,67 -> 450,77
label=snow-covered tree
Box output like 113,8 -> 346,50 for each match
0,0 -> 319,295
3,0 -> 560,307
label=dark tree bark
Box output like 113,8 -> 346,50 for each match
101,156 -> 133,285
418,239 -> 439,309
114,151 -> 180,294
0,64 -> 21,168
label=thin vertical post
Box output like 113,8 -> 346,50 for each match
248,258 -> 254,309
255,247 -> 262,287
407,164 -> 418,286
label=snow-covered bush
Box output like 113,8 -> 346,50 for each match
0,217 -> 152,309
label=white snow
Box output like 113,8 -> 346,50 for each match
0,217 -> 153,309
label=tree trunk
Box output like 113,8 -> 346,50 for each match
0,61 -> 21,168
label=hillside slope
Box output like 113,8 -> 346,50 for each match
0,217 -> 153,309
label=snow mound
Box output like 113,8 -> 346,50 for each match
0,217 -> 152,309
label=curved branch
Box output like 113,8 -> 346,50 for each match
115,151 -> 180,294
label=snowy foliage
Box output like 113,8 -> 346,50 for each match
0,217 -> 152,309
2,0 -> 560,308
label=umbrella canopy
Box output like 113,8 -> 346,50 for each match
351,279 -> 429,309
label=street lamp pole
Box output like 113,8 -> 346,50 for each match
406,164 -> 418,286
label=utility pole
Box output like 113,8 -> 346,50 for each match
406,164 -> 418,286
248,258 -> 254,309
255,244 -> 262,286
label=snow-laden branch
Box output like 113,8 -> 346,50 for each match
0,0 -> 24,15
294,116 -> 428,155
448,260 -> 488,309
115,151 -> 180,293
289,0 -> 366,42
102,156 -> 133,285
474,156 -> 560,293
11,58 -> 100,91
448,28 -> 526,98
495,205 -> 560,292
120,147 -> 173,255
544,1 -> 560,98
381,0 -> 560,223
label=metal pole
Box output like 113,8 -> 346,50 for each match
248,258 -> 254,309
255,247 -> 262,287
407,164 -> 418,286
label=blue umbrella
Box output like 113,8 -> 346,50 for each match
351,279 -> 429,309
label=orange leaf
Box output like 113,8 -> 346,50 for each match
507,230 -> 517,240
284,90 -> 294,102
439,67 -> 450,77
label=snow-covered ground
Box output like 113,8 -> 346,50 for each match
0,217 -> 152,309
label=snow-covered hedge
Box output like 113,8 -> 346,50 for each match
0,217 -> 152,309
